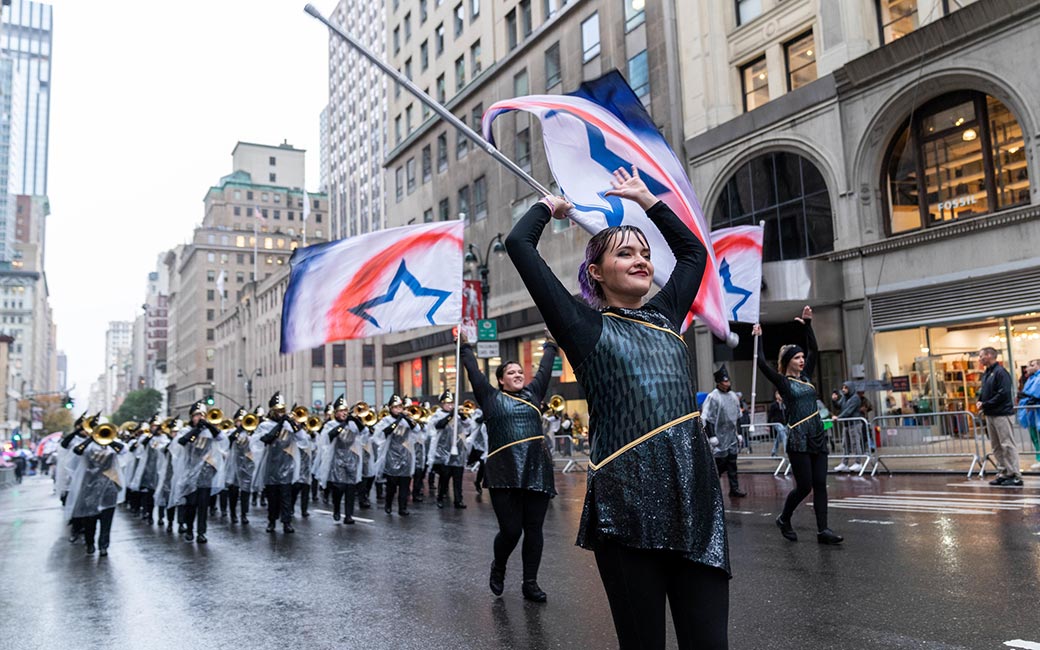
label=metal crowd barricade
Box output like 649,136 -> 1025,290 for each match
551,434 -> 589,473
868,411 -> 983,476
738,422 -> 788,476
0,466 -> 14,488
826,417 -> 874,476
1004,405 -> 1040,473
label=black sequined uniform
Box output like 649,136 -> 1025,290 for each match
460,342 -> 557,496
755,320 -> 825,454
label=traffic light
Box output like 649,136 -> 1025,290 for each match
205,393 -> 215,406
63,395 -> 74,409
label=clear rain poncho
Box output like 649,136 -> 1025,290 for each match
466,409 -> 488,459
701,388 -> 743,457
360,424 -> 377,478
373,415 -> 419,478
426,409 -> 474,469
129,432 -> 163,491
296,431 -> 317,485
56,431 -> 89,496
63,440 -> 127,522
250,419 -> 304,487
168,425 -> 229,507
223,427 -> 256,492
153,437 -> 175,508
318,419 -> 363,487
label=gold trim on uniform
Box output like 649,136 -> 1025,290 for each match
604,312 -> 684,343
789,410 -> 820,429
588,411 -> 701,471
502,392 -> 541,414
486,435 -> 546,459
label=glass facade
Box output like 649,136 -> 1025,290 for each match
741,57 -> 768,112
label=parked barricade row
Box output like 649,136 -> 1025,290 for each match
869,411 -> 984,477
738,422 -> 788,476
984,405 -> 1040,475
826,417 -> 874,476
550,434 -> 589,473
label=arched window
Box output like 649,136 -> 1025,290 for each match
712,152 -> 833,261
884,91 -> 1029,235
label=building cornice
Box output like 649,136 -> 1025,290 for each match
826,204 -> 1040,261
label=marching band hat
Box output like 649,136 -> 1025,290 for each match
333,394 -> 349,411
232,407 -> 247,420
713,365 -> 730,384
387,394 -> 404,408
439,390 -> 455,404
268,392 -> 286,410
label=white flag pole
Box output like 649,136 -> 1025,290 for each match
304,4 -> 552,199
451,324 -> 462,454
747,220 -> 766,436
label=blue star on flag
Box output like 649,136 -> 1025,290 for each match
348,260 -> 452,330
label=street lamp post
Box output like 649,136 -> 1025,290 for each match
464,233 -> 506,320
237,368 -> 262,407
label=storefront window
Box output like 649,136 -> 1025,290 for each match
874,312 -> 1040,415
883,91 -> 1029,235
397,358 -> 424,398
427,353 -> 468,397
712,151 -> 833,261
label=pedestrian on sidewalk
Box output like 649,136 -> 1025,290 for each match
702,365 -> 747,498
754,305 -> 843,545
767,391 -> 788,457
1017,358 -> 1040,471
977,347 -> 1023,486
833,384 -> 865,473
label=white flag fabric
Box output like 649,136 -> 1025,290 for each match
710,225 -> 764,324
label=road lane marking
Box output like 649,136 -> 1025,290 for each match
310,509 -> 375,523
1004,641 -> 1040,649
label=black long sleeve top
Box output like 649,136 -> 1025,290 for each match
979,363 -> 1015,416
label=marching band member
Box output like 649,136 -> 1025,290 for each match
465,407 -> 488,497
356,413 -> 377,510
64,419 -> 127,556
373,394 -> 420,516
58,412 -> 92,543
154,418 -> 178,530
426,391 -> 470,509
292,409 -> 317,519
223,408 -> 255,525
128,414 -> 165,524
411,407 -> 430,504
506,170 -> 729,647
169,402 -> 228,544
459,333 -> 558,602
319,395 -> 364,523
701,365 -> 748,498
252,393 -> 303,534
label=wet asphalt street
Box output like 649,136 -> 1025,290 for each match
1,470 -> 1039,650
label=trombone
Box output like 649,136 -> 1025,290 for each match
291,405 -> 310,423
241,413 -> 261,432
206,408 -> 224,425
543,395 -> 565,418
91,423 -> 120,446
458,400 -> 477,419
352,402 -> 378,427
304,414 -> 324,433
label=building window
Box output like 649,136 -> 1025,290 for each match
437,197 -> 450,221
455,55 -> 466,91
333,381 -> 347,402
363,380 -> 377,405
471,0 -> 480,20
420,40 -> 429,71
396,166 -> 404,201
471,39 -> 482,76
233,206 -> 241,216
363,344 -> 376,367
311,381 -> 326,409
395,115 -> 403,145
312,346 -> 325,367
406,104 -> 413,133
407,158 -> 417,193
544,0 -> 559,19
207,270 -> 216,282
457,129 -> 469,159
404,58 -> 413,81
206,328 -> 214,341
512,69 -> 529,98
785,31 -> 816,91
516,128 -> 531,171
420,0 -> 428,23
393,26 -> 401,53
436,74 -> 447,102
712,151 -> 833,261
741,56 -> 769,112
269,173 -> 276,182
404,12 -> 412,41
206,368 -> 214,381
474,175 -> 488,219
624,0 -> 645,31
582,13 -> 600,62
458,185 -> 471,221
627,50 -> 649,98
883,91 -> 1029,235
454,2 -> 465,36
877,0 -> 918,44
545,42 -> 562,89
506,9 -> 518,50
736,0 -> 762,25
332,343 -> 346,368
424,208 -> 434,223
207,309 -> 215,321
437,132 -> 449,172
520,0 -> 532,36
207,289 -> 215,301
471,103 -> 483,131
422,145 -> 432,183
436,22 -> 445,55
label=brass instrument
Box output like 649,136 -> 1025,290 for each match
458,400 -> 477,419
161,417 -> 177,435
218,418 -> 235,431
377,407 -> 389,420
305,414 -> 324,433
405,404 -> 424,421
206,408 -> 224,425
91,423 -> 120,446
543,394 -> 565,418
352,402 -> 378,427
241,413 -> 260,432
82,416 -> 96,435
119,421 -> 141,435
291,405 -> 310,423
418,406 -> 433,425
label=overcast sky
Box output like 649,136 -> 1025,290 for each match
45,0 -> 339,406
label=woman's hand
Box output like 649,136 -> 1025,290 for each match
752,323 -> 762,337
540,195 -> 574,220
543,327 -> 556,346
794,305 -> 813,324
604,166 -> 657,211
456,328 -> 469,345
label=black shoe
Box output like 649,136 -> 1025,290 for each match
1006,476 -> 1024,486
283,524 -> 295,534
146,515 -> 154,525
989,475 -> 1010,486
230,515 -> 238,524
220,512 -> 227,519
178,523 -> 186,533
413,495 -> 424,503
301,511 -> 310,518
776,516 -> 797,542
241,517 -> 249,526
729,489 -> 747,497
817,529 -> 844,545
454,502 -> 467,509
266,521 -> 276,533
166,520 -> 174,531
474,482 -> 483,496
436,500 -> 444,509
522,580 -> 547,603
360,502 -> 372,510
210,507 -> 218,517
333,514 -> 341,522
68,533 -> 81,544
99,548 -> 108,557
344,517 -> 355,525
85,543 -> 96,555
489,562 -> 505,596
400,509 -> 410,516
184,532 -> 194,542
157,518 -> 164,527
385,507 -> 393,515
196,534 -> 208,544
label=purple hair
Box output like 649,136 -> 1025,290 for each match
578,225 -> 650,308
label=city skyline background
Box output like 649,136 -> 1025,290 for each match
45,1 -> 338,406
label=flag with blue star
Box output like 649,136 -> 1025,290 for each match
280,220 -> 464,352
710,224 -> 763,324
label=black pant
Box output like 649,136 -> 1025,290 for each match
127,489 -> 139,512
489,489 -> 550,581
329,482 -> 356,519
183,487 -> 212,534
468,447 -> 486,487
358,476 -> 374,506
435,464 -> 464,504
311,477 -> 319,500
227,484 -> 250,520
714,453 -> 740,492
292,482 -> 310,516
782,451 -> 829,532
139,489 -> 155,519
412,466 -> 427,497
384,476 -> 411,513
83,507 -> 116,551
594,541 -> 729,650
219,488 -> 229,514
266,484 -> 293,524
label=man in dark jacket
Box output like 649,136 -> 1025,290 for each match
976,347 -> 1022,486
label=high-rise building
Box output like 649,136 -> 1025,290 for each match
103,321 -> 132,413
165,142 -> 328,413
0,56 -> 26,261
55,349 -> 65,392
319,105 -> 330,194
